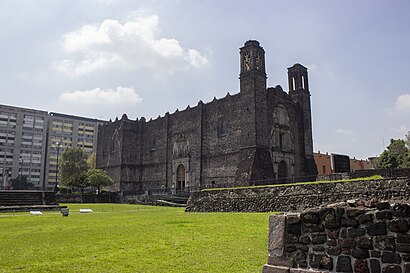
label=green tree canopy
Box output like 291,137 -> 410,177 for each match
87,152 -> 96,170
59,147 -> 89,192
375,139 -> 410,169
85,168 -> 113,193
10,175 -> 33,190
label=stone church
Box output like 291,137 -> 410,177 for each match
96,40 -> 317,194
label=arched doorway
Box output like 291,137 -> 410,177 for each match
176,164 -> 186,191
278,161 -> 287,183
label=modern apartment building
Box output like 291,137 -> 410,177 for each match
0,104 -> 48,189
0,104 -> 105,190
45,112 -> 104,189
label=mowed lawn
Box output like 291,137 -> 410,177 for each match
0,204 -> 271,273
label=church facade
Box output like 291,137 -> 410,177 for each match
96,40 -> 317,194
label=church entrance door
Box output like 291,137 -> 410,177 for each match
176,164 -> 186,191
278,161 -> 287,183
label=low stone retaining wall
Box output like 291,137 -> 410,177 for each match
262,201 -> 410,273
317,168 -> 410,182
0,190 -> 57,206
56,193 -> 118,203
186,178 -> 410,212
350,169 -> 410,179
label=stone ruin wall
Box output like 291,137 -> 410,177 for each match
262,201 -> 410,273
317,169 -> 410,182
186,178 -> 410,213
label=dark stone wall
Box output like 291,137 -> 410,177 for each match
96,40 -> 317,193
268,87 -> 304,180
262,201 -> 410,273
140,115 -> 169,191
202,94 -> 242,187
168,105 -> 203,190
96,119 -> 125,191
186,178 -> 410,212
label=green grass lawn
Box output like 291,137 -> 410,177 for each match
0,204 -> 271,273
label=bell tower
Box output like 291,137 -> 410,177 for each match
239,40 -> 268,147
236,40 -> 274,185
240,40 -> 266,73
239,40 -> 266,97
288,64 -> 317,177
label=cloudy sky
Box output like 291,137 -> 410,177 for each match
0,0 -> 409,159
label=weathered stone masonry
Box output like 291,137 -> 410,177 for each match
262,202 -> 410,273
96,40 -> 317,194
186,178 -> 410,212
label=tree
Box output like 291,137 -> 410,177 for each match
10,175 -> 33,190
85,168 -> 113,194
375,139 -> 410,169
59,147 -> 89,193
87,152 -> 96,170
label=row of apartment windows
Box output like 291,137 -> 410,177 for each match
0,136 -> 14,144
0,113 -> 17,130
52,129 -> 95,136
22,132 -> 44,139
0,160 -> 42,168
20,168 -> 41,173
53,120 -> 94,128
0,112 -> 17,118
20,144 -> 43,149
0,148 -> 14,154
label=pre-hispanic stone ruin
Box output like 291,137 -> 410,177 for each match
262,200 -> 410,273
96,40 -> 317,194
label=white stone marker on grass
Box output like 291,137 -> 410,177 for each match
79,209 -> 93,213
30,211 -> 42,215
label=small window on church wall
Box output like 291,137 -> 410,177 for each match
292,77 -> 296,91
217,118 -> 228,137
302,76 -> 305,89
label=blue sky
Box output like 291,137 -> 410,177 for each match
0,0 -> 409,159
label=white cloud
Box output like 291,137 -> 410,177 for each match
335,128 -> 354,136
396,94 -> 410,113
55,13 -> 208,76
56,52 -> 124,76
63,24 -> 111,53
59,87 -> 142,106
185,49 -> 209,68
